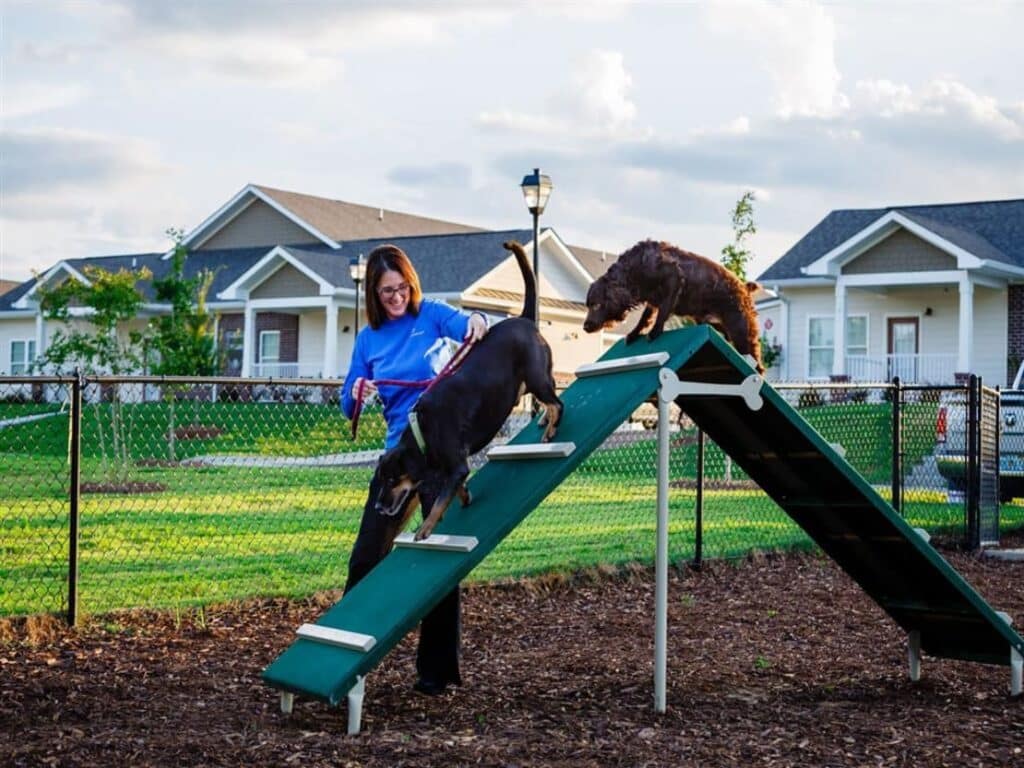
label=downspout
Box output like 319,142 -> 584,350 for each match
773,287 -> 791,381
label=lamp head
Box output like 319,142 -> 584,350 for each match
520,168 -> 553,215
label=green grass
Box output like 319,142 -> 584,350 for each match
3,397 -> 1021,618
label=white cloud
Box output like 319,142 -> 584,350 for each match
1,129 -> 168,195
153,33 -> 344,88
478,49 -> 640,139
855,78 -> 1024,141
1,82 -> 86,119
703,0 -> 846,118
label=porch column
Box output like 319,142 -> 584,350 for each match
242,304 -> 255,377
832,281 -> 847,377
35,310 -> 47,361
323,299 -> 339,378
958,276 -> 974,373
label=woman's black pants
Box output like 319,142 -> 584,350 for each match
343,469 -> 462,686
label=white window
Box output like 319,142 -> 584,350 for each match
10,339 -> 37,375
259,330 -> 280,363
846,316 -> 868,357
808,317 -> 834,379
807,316 -> 868,378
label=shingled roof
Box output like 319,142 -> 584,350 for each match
254,185 -> 484,241
758,198 -> 1024,283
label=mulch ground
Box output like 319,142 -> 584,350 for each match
3,533 -> 1023,768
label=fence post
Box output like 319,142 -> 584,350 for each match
68,370 -> 83,626
891,377 -> 902,514
966,374 -> 980,550
693,428 -> 704,570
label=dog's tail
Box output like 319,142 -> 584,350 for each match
503,240 -> 538,322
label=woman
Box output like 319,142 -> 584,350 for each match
340,243 -> 487,696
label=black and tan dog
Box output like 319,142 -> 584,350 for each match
582,239 -> 764,373
375,241 -> 563,541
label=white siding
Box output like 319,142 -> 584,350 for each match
0,317 -> 38,375
780,284 -> 1008,384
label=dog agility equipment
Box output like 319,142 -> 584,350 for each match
265,326 -> 1023,733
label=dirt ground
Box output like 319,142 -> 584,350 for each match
2,533 -> 1023,768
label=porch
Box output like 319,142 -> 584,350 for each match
844,353 -> 958,384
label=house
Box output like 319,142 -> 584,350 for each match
0,184 -> 614,383
755,198 -> 1024,386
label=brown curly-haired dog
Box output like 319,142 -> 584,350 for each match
582,239 -> 764,373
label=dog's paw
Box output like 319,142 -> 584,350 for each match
414,522 -> 435,541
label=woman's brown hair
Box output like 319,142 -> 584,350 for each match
363,244 -> 423,330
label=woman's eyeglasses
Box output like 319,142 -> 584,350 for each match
377,282 -> 411,299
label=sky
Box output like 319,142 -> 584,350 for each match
2,1 -> 1023,285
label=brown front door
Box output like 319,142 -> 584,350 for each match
888,317 -> 919,382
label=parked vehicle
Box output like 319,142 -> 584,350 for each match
935,363 -> 1023,502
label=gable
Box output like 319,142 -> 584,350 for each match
250,263 -> 321,299
198,199 -> 319,250
482,244 -> 588,303
843,229 -> 958,275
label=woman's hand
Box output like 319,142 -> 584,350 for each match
352,377 -> 378,403
465,312 -> 488,343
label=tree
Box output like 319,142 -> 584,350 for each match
720,190 -> 757,282
148,228 -> 218,461
148,228 -> 217,377
36,265 -> 151,376
36,263 -> 152,482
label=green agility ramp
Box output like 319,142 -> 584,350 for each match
263,326 -> 1023,729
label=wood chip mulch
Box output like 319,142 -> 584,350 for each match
3,532 -> 1023,767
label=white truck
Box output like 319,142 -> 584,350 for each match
935,362 -> 1023,503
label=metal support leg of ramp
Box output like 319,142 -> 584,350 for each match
653,367 -> 765,712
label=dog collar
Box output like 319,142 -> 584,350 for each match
408,410 -> 428,454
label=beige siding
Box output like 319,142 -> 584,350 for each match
540,319 -> 604,379
251,264 -> 321,299
486,244 -> 586,302
199,199 -> 319,250
843,229 -> 957,274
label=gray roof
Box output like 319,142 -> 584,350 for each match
758,198 -> 1024,282
282,228 -> 537,293
0,228 -> 586,311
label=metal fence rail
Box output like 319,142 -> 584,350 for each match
1,374 -> 1017,623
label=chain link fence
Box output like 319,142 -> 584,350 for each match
2,375 -> 1022,622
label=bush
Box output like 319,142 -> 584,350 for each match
798,389 -> 824,409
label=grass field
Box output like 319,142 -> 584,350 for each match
3,397 -> 1022,618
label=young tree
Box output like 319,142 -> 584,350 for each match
720,190 -> 757,282
36,263 -> 152,481
148,228 -> 218,460
149,228 -> 217,377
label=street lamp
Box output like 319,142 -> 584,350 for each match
520,167 -> 553,324
349,253 -> 367,336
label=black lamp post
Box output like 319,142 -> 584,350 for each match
520,167 -> 553,325
349,253 -> 366,336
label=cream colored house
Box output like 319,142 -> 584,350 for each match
755,198 -> 1024,386
0,184 -> 613,383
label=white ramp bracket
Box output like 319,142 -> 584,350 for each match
394,532 -> 479,552
908,630 -> 922,682
296,624 -> 376,653
996,611 -> 1022,696
657,368 -> 764,411
488,442 -> 576,460
347,676 -> 366,736
575,352 -> 670,378
280,692 -> 294,714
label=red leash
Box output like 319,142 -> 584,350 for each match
349,339 -> 477,439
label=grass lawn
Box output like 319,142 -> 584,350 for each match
3,397 -> 1022,618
